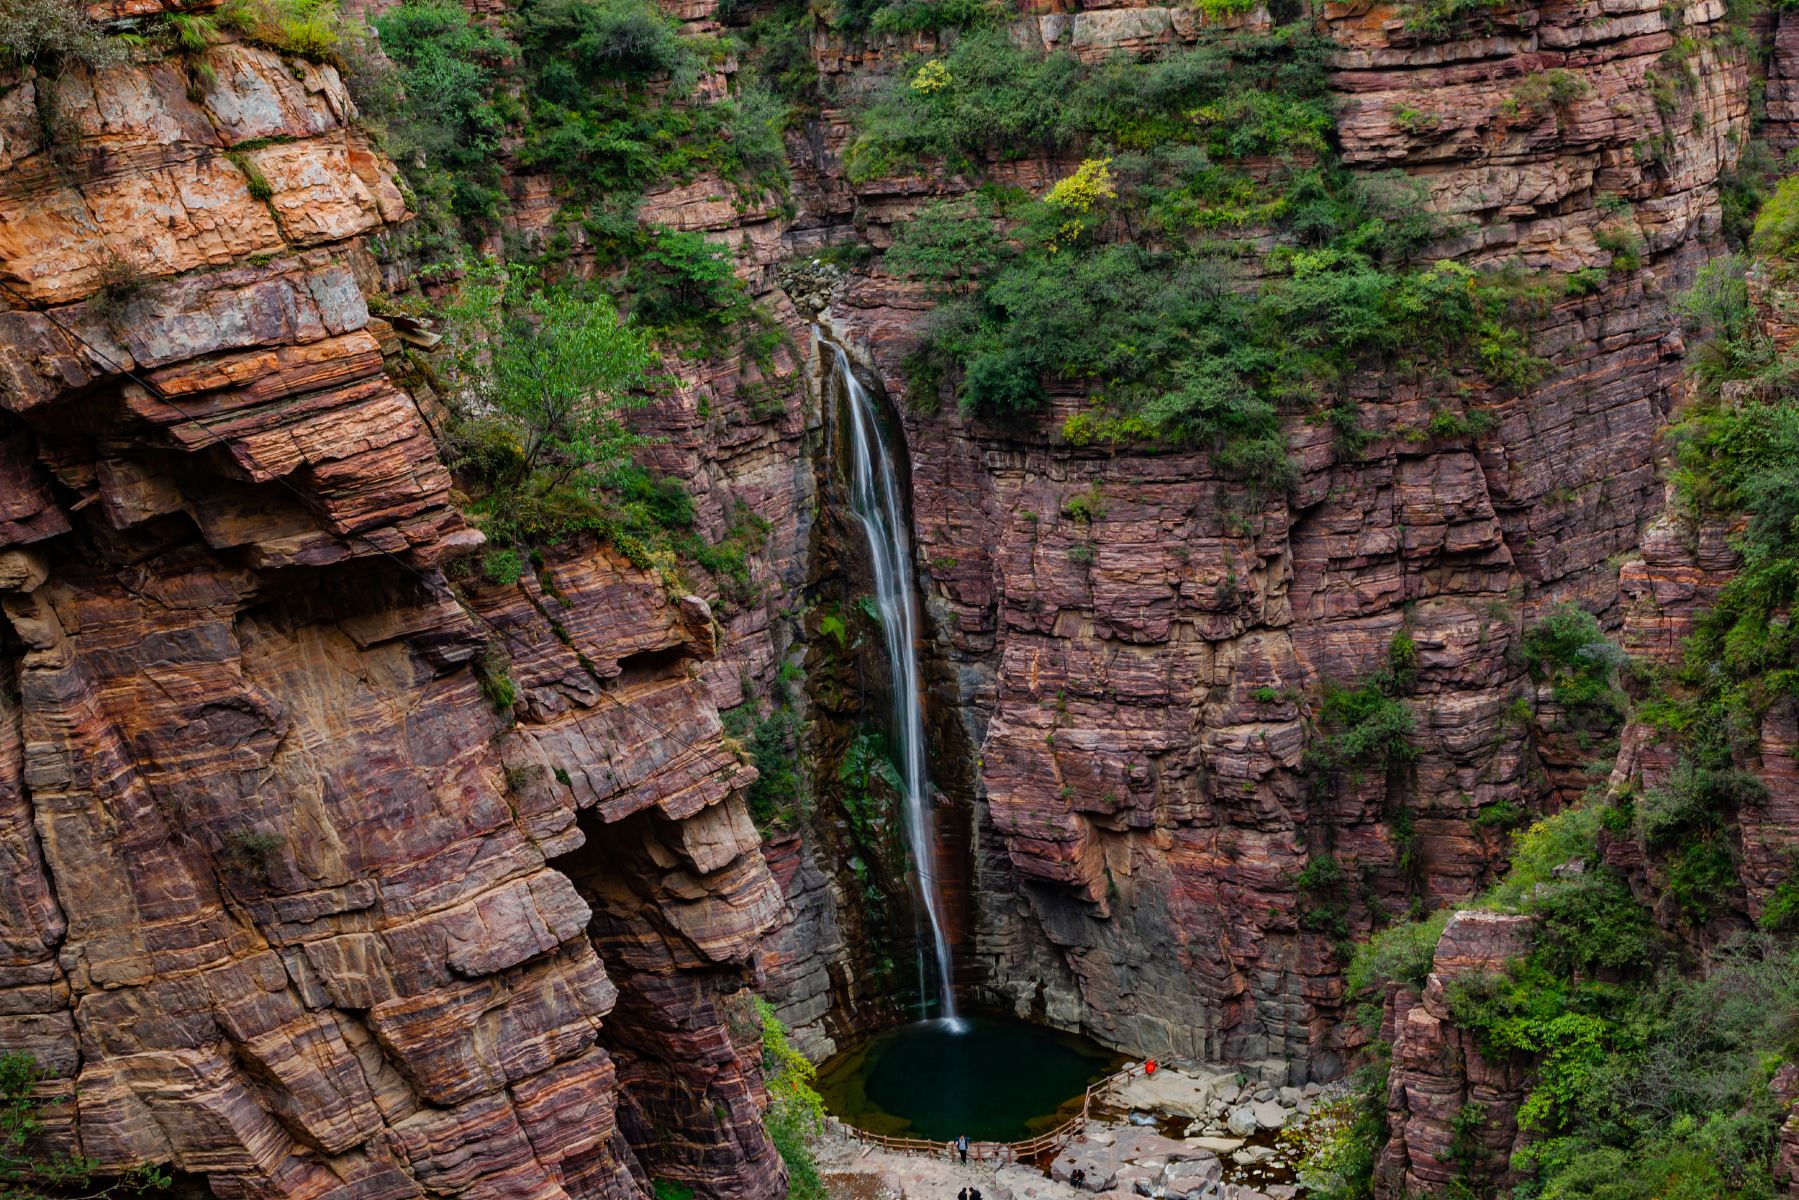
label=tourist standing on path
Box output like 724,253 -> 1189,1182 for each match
955,1135 -> 969,1165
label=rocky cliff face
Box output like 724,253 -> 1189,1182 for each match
0,0 -> 1786,1193
808,0 -> 1749,1076
0,18 -> 791,1200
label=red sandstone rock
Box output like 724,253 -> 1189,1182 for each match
1375,911 -> 1534,1198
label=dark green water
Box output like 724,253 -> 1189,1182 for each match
814,1012 -> 1125,1142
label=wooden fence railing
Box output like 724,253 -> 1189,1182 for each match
827,1062 -> 1145,1165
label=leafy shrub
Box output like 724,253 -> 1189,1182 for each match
1397,0 -> 1510,40
723,699 -> 803,829
1530,870 -> 1655,975
624,227 -> 750,335
1485,805 -> 1599,905
848,25 -> 1336,183
1521,604 -> 1627,725
756,998 -> 827,1200
480,548 -> 525,586
0,0 -> 127,69
1348,907 -> 1451,995
1290,1070 -> 1388,1200
87,254 -> 148,323
435,261 -> 755,582
1309,631 -> 1422,781
1195,0 -> 1260,16
1751,173 -> 1799,261
1675,255 -> 1773,394
222,829 -> 287,878
1505,68 -> 1591,119
1315,684 -> 1416,769
369,0 -> 509,188
1636,763 -> 1765,850
869,0 -> 1003,33
1596,223 -> 1647,272
513,0 -> 788,207
1663,836 -> 1739,925
522,0 -> 694,82
1721,139 -> 1779,251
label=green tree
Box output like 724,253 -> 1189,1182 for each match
445,264 -> 657,537
1,1052 -> 170,1200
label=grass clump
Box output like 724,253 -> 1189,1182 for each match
226,150 -> 275,201
219,0 -> 344,61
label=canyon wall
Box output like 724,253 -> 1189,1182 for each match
0,19 -> 796,1200
0,0 -> 1791,1193
808,0 -> 1750,1075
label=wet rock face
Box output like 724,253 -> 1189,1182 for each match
813,0 -> 1749,1072
0,25 -> 791,1200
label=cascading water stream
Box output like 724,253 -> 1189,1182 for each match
823,333 -> 962,1029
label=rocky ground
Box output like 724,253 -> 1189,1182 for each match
818,1063 -> 1329,1200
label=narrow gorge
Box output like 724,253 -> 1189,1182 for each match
2,0 -> 1799,1195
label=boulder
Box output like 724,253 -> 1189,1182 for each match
1050,1145 -> 1120,1192
1226,1106 -> 1259,1137
1111,1068 -> 1223,1120
1252,1100 -> 1288,1131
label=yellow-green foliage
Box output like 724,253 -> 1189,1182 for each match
756,998 -> 826,1200
1194,0 -> 1259,17
219,0 -> 342,62
1751,174 -> 1799,262
1046,157 -> 1117,212
1045,157 -> 1116,249
910,59 -> 949,93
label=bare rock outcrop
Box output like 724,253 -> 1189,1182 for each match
1373,910 -> 1535,1198
0,28 -> 787,1200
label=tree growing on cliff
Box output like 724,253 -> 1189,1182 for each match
443,263 -> 658,548
0,1052 -> 170,1200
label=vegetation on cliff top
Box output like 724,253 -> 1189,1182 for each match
347,0 -> 799,601
857,25 -> 1548,486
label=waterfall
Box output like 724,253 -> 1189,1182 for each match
824,334 -> 962,1029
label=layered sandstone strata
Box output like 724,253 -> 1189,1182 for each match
0,25 -> 787,1200
1372,910 -> 1535,1198
798,0 -> 1750,1074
